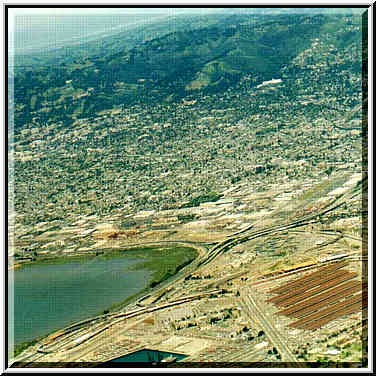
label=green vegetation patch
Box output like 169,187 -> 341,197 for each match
180,191 -> 223,208
177,214 -> 198,223
16,245 -> 198,317
128,246 -> 197,287
13,336 -> 43,358
96,245 -> 197,312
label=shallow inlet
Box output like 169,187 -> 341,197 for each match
104,348 -> 187,365
9,256 -> 152,346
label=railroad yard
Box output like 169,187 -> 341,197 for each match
7,8 -> 369,369
11,172 -> 367,367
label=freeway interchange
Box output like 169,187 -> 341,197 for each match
12,183 -> 363,367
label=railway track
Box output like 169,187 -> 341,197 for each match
197,194 -> 353,269
276,272 -> 358,308
271,270 -> 356,306
13,179 -> 363,366
34,289 -> 223,355
302,299 -> 367,331
277,280 -> 363,318
198,218 -> 320,268
251,259 -> 351,287
290,292 -> 367,330
269,261 -> 349,294
270,267 -> 349,297
287,283 -> 364,319
64,318 -> 147,362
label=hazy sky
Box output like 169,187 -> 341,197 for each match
8,6 -> 365,33
8,7 -> 221,32
8,7 -> 219,18
10,8 -> 173,15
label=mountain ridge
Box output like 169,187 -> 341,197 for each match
12,13 -> 362,131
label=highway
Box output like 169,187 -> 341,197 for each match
34,290 -> 223,354
240,290 -> 303,367
198,181 -> 363,270
62,316 -> 147,362
13,182 -> 363,366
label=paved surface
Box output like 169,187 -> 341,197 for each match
240,289 -> 304,366
50,315 -> 148,362
13,191 -> 359,366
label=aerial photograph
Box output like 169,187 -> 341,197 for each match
5,2 -> 370,371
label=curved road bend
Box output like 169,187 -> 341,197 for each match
14,191 -> 358,364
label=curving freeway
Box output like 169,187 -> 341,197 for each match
12,182 -> 363,366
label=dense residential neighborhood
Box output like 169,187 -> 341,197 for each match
8,9 -> 367,368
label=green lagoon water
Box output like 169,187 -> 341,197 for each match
8,256 -> 152,346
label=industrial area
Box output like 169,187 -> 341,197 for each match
7,7 -> 369,369
11,171 -> 367,367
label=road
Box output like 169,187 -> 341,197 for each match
240,289 -> 304,367
198,181 -> 363,269
30,290 -> 222,357
63,316 -> 148,362
13,183 -> 362,365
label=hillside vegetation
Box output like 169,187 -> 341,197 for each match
12,13 -> 361,132
9,11 -> 364,242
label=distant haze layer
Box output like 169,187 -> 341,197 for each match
10,13 -> 168,54
9,8 -> 362,55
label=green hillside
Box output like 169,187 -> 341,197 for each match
12,13 -> 362,132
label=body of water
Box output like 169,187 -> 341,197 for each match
105,348 -> 187,364
8,256 -> 152,346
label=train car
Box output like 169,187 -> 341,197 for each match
260,260 -> 316,279
281,260 -> 316,273
43,329 -> 65,343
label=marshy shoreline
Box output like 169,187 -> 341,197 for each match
10,245 -> 198,358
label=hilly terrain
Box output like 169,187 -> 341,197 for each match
11,12 -> 233,68
12,13 -> 362,130
8,9 -> 368,367
9,10 -> 365,245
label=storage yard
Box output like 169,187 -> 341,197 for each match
265,261 -> 366,331
11,173 -> 367,367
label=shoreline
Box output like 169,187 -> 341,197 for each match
10,244 -> 199,358
9,241 -> 205,270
